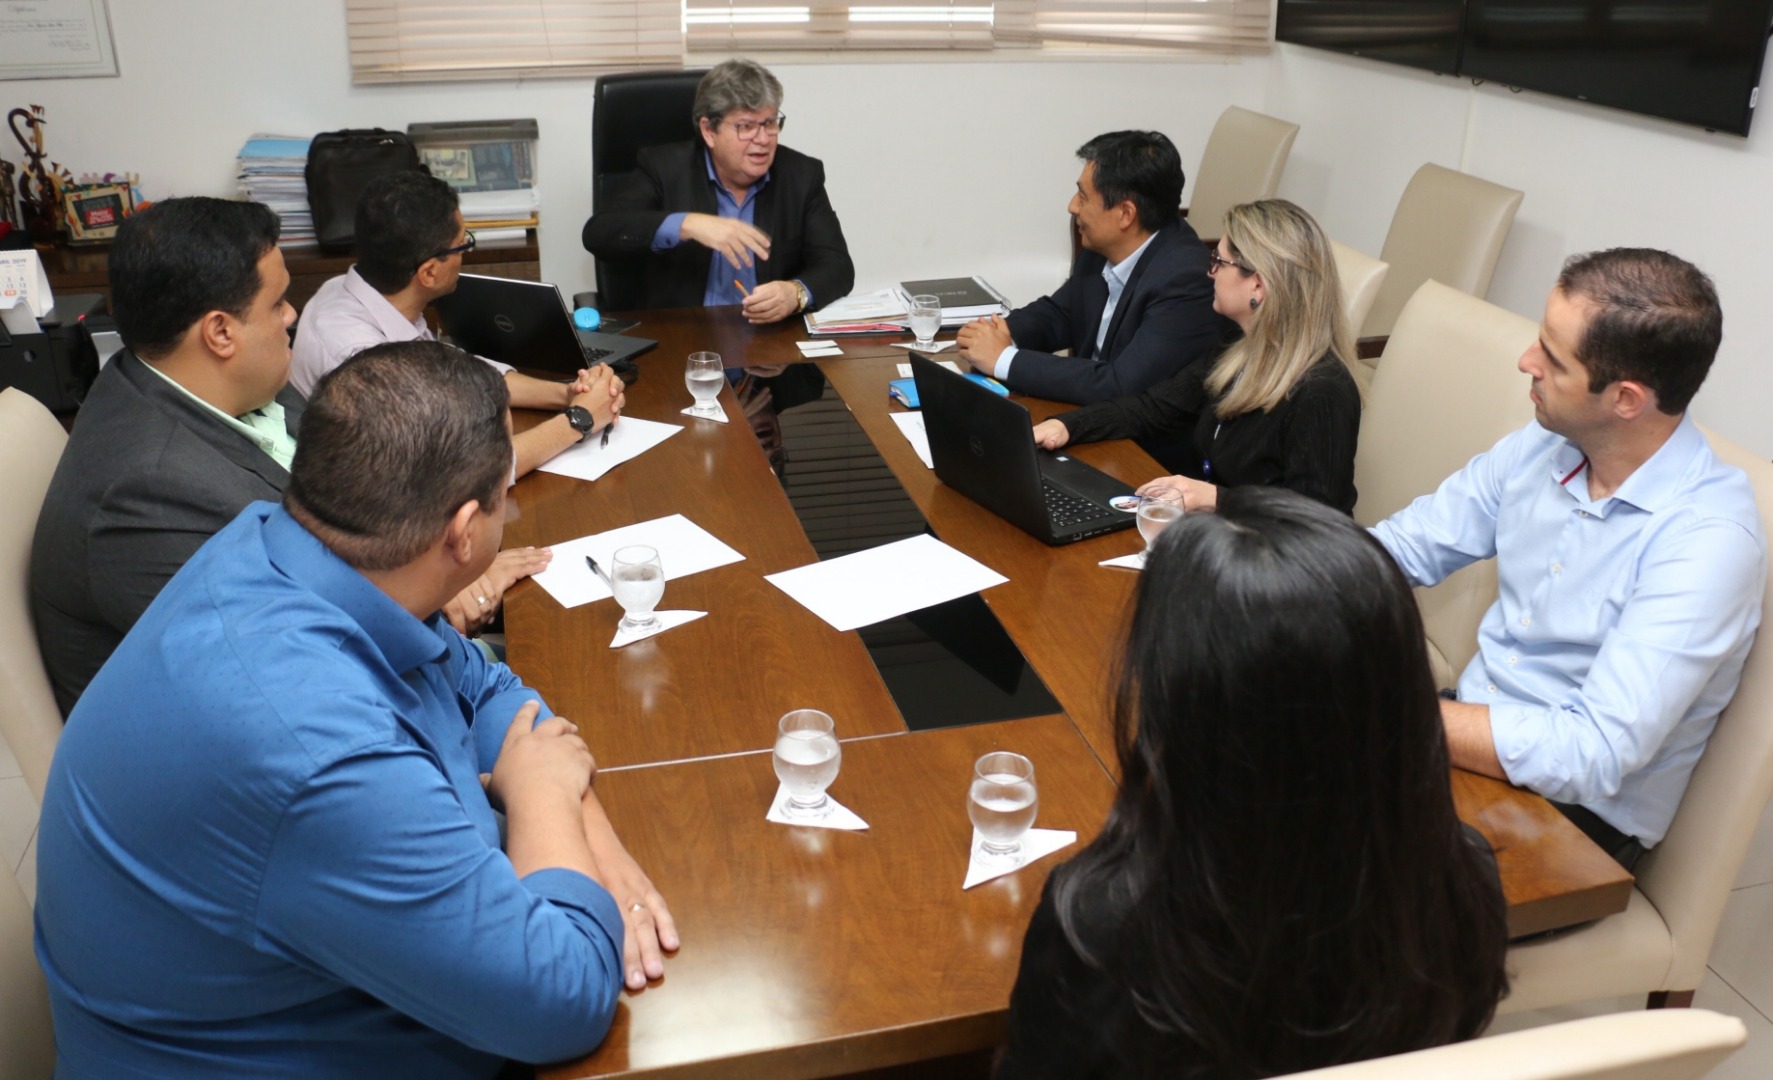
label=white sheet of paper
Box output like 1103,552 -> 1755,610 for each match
535,416 -> 681,482
765,534 -> 1007,632
766,785 -> 870,830
887,340 -> 956,353
531,514 -> 746,609
889,411 -> 933,469
895,360 -> 962,377
610,609 -> 706,648
796,340 -> 844,357
1098,552 -> 1145,571
963,828 -> 1077,889
0,250 -> 53,319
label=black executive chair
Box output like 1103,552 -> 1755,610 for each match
585,69 -> 709,313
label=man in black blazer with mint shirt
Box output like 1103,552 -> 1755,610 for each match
582,59 -> 853,324
957,130 -> 1228,405
30,198 -> 304,716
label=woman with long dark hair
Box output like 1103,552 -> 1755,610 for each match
1032,199 -> 1361,513
998,488 -> 1509,1078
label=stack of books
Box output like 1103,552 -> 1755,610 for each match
898,276 -> 1011,326
236,134 -> 315,249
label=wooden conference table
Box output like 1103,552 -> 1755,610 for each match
501,306 -> 1633,1079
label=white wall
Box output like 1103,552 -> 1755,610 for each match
1263,43 -> 1773,458
8,5 -> 1768,454
0,0 -> 1261,307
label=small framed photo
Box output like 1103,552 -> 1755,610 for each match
63,182 -> 134,244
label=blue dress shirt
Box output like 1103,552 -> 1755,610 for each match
996,230 -> 1156,382
652,149 -> 803,309
1373,417 -> 1765,846
35,503 -> 624,1078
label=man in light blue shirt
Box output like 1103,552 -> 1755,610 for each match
36,341 -> 676,1078
1373,248 -> 1765,868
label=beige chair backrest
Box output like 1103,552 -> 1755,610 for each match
1186,106 -> 1300,242
0,389 -> 67,801
1631,428 -> 1773,993
1283,1009 -> 1745,1079
1329,240 -> 1388,379
1353,281 -> 1537,687
1361,163 -> 1524,339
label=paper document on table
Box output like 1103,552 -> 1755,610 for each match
805,287 -> 908,328
534,416 -> 681,483
889,411 -> 933,469
765,534 -> 1007,632
531,514 -> 746,609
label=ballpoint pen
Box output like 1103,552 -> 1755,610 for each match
600,421 -> 613,449
585,555 -> 614,588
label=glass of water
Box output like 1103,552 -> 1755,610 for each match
1136,486 -> 1184,564
969,751 -> 1038,866
908,294 -> 942,350
773,709 -> 841,819
611,544 -> 665,634
686,351 -> 724,418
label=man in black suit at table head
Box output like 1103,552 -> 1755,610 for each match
956,130 -> 1228,406
581,57 -> 855,326
30,197 -> 303,715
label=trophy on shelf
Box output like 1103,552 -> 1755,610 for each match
8,104 -> 70,247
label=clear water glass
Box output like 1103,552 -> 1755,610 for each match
969,751 -> 1038,865
773,709 -> 841,819
686,351 -> 724,417
1136,486 -> 1183,563
909,294 -> 942,349
611,544 -> 665,633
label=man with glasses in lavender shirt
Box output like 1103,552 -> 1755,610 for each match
581,58 -> 854,325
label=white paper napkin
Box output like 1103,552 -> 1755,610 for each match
962,828 -> 1077,889
796,340 -> 844,357
895,360 -> 963,377
609,609 -> 706,648
1098,553 -> 1146,571
681,402 -> 731,424
888,340 -> 956,352
765,784 -> 870,830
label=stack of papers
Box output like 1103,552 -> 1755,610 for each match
236,134 -> 314,249
459,188 -> 540,232
804,288 -> 909,335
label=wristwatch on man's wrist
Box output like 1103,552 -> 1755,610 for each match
794,280 -> 810,312
565,405 -> 596,441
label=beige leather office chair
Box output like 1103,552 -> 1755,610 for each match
1185,106 -> 1300,243
0,389 -> 67,801
1351,281 -> 1537,688
1283,1009 -> 1745,1079
1360,163 -> 1524,341
1329,240 -> 1387,383
1500,427 -> 1773,1015
0,842 -> 52,1079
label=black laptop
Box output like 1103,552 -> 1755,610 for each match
432,274 -> 657,375
910,353 -> 1135,545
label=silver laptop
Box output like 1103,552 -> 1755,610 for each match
432,274 -> 656,375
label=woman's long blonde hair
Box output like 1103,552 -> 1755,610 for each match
1205,200 -> 1357,419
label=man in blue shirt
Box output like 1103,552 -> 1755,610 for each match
1373,248 -> 1766,869
36,341 -> 673,1078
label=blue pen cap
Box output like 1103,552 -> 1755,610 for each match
572,307 -> 601,331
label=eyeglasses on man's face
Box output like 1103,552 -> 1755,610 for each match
723,113 -> 786,142
1207,250 -> 1252,276
422,231 -> 477,269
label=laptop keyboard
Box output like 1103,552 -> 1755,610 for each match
581,345 -> 613,363
1042,481 -> 1106,528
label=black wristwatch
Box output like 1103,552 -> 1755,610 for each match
565,405 -> 596,441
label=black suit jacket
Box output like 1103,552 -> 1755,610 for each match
29,351 -> 304,716
1002,219 -> 1228,405
581,141 -> 855,312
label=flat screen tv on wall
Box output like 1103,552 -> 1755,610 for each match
1276,0 -> 1467,76
1461,0 -> 1773,136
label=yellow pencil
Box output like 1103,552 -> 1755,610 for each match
734,279 -> 751,298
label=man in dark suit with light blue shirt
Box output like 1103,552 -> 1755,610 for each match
956,130 -> 1228,406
